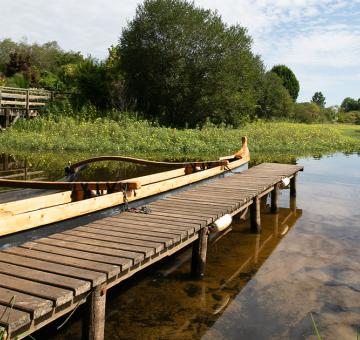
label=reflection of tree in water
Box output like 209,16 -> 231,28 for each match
0,151 -> 174,182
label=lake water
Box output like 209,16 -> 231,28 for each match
1,152 -> 359,339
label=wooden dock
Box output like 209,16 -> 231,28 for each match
0,162 -> 303,340
0,87 -> 53,128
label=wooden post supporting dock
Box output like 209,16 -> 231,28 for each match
83,284 -> 107,340
271,184 -> 280,213
290,173 -> 297,197
191,227 -> 209,278
250,196 -> 261,233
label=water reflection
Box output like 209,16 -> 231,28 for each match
0,152 -> 173,184
36,202 -> 302,340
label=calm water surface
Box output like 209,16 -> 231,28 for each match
1,152 -> 359,339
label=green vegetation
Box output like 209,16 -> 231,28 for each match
1,116 -> 359,161
0,0 -> 328,128
0,0 -> 358,132
120,0 -> 263,127
311,92 -> 326,108
270,65 -> 300,101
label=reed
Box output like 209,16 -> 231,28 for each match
0,117 -> 359,160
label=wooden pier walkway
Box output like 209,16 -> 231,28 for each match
0,162 -> 303,340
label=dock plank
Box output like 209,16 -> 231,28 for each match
48,233 -> 156,257
0,287 -> 53,318
0,262 -> 90,296
27,238 -> 144,265
64,230 -> 164,252
75,225 -> 174,246
2,247 -> 118,279
0,304 -> 31,333
0,252 -> 106,286
0,273 -> 73,307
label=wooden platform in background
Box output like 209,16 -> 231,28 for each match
0,162 -> 303,339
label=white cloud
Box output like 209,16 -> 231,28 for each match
0,0 -> 359,104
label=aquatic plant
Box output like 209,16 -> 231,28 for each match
310,312 -> 322,340
0,117 -> 359,161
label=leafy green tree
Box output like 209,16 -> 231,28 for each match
119,0 -> 264,127
0,38 -> 83,89
257,72 -> 293,119
293,102 -> 329,123
340,97 -> 359,112
311,91 -> 326,108
270,65 -> 300,101
70,59 -> 109,110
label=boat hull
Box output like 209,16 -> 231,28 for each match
0,161 -> 248,249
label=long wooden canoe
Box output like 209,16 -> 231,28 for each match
0,137 -> 250,237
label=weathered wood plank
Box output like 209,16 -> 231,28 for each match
0,273 -> 73,307
75,225 -> 174,246
0,262 -> 90,296
63,230 -> 164,252
108,214 -> 200,229
29,238 -> 144,265
0,287 -> 53,318
0,252 -> 106,286
98,217 -> 196,233
3,247 -> 121,278
92,220 -> 188,240
48,234 -> 156,257
0,304 -> 31,332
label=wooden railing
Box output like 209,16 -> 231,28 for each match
0,86 -> 53,127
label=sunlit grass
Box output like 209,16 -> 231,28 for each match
0,117 -> 359,161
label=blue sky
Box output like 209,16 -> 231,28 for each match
1,0 -> 359,105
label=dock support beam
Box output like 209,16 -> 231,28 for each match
290,174 -> 297,197
250,196 -> 261,233
271,184 -> 280,213
191,227 -> 209,278
83,284 -> 107,340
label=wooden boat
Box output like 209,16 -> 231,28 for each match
0,137 -> 250,237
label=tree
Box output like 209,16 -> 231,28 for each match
270,65 -> 300,101
340,97 -> 359,112
311,91 -> 326,108
119,0 -> 264,127
257,72 -> 293,119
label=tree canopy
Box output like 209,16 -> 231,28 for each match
311,91 -> 326,108
119,0 -> 264,127
270,65 -> 300,101
340,97 -> 360,112
257,72 -> 293,119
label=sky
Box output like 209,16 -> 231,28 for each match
0,0 -> 359,105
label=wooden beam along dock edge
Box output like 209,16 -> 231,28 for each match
0,162 -> 303,340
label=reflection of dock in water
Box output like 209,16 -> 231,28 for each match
152,201 -> 302,337
0,154 -> 47,201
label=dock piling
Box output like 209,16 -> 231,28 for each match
84,284 -> 107,340
290,174 -> 297,197
191,227 -> 209,278
271,184 -> 280,213
250,196 -> 261,233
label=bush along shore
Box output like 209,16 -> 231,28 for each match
0,116 -> 359,161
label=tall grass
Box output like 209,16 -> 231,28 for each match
1,116 -> 360,160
